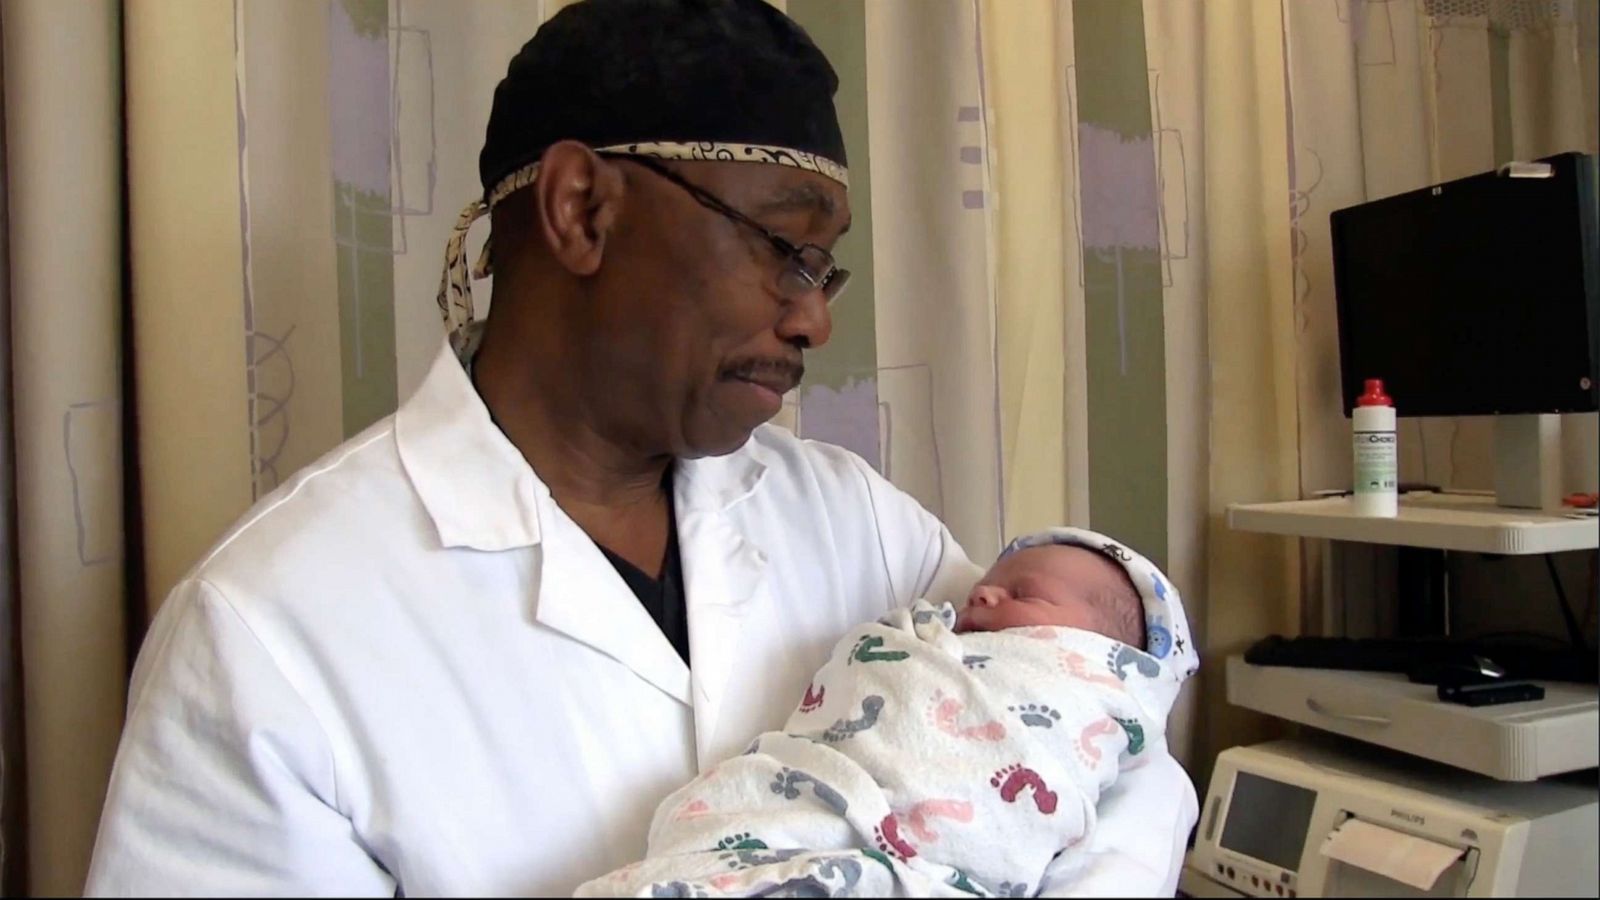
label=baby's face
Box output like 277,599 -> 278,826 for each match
954,546 -> 1130,637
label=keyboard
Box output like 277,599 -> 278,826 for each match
1244,635 -> 1598,684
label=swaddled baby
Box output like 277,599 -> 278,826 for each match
577,528 -> 1198,898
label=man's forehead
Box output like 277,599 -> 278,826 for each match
687,160 -> 848,219
753,176 -> 840,218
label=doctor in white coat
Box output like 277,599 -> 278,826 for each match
87,0 -> 1195,895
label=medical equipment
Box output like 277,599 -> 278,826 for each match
1189,737 -> 1597,898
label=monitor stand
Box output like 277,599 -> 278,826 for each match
1493,414 -> 1563,509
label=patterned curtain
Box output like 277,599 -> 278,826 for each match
973,0 -> 1301,772
1287,0 -> 1600,502
970,0 -> 1596,771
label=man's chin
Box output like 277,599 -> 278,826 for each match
715,377 -> 786,422
682,396 -> 793,457
679,424 -> 760,460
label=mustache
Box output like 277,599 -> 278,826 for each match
720,356 -> 805,391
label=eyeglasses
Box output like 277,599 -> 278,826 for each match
608,154 -> 851,305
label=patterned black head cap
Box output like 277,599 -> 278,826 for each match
479,0 -> 848,198
439,0 -> 849,340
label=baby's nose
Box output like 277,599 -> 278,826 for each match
969,585 -> 1007,608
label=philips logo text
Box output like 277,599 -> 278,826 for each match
1390,809 -> 1425,826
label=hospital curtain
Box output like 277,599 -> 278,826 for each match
0,15 -> 25,894
971,0 -> 1598,774
971,0 -> 1299,770
2,0 -> 127,893
1285,0 -> 1600,506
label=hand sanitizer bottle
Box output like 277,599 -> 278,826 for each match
1353,378 -> 1398,517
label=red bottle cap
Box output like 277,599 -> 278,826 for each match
1357,378 -> 1392,407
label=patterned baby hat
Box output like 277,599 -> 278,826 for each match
1001,527 -> 1199,682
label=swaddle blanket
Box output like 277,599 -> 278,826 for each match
577,605 -> 1182,897
578,528 -> 1196,898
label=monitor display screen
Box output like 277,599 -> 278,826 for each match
1331,152 -> 1598,417
1219,771 -> 1319,872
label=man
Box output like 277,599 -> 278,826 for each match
87,1 -> 1193,895
89,2 -> 973,894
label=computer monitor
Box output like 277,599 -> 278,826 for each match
1332,152 -> 1598,418
1330,152 -> 1600,507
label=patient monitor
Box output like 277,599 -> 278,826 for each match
1188,738 -> 1597,898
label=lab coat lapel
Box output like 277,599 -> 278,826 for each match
533,503 -> 692,707
676,449 -> 770,771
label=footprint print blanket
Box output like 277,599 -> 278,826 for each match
576,529 -> 1195,899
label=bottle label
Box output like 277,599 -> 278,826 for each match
1353,430 -> 1397,494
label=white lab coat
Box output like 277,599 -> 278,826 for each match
86,339 -> 1195,896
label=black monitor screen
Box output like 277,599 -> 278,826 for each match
1219,772 -> 1318,872
1331,153 -> 1599,417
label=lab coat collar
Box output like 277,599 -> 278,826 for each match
674,439 -> 771,515
395,339 -> 549,551
675,433 -> 774,762
534,511 -> 696,707
396,337 -> 776,742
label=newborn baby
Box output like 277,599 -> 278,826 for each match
955,538 -> 1148,644
577,528 -> 1197,898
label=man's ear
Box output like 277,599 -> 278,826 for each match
531,140 -> 623,277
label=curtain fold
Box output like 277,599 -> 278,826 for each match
1194,0 -> 1301,766
1138,0 -> 1211,773
0,16 -> 27,893
981,0 -> 1071,541
125,0 -> 254,613
861,0 -> 1004,560
2,1 -> 127,893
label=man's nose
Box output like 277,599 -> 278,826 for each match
968,585 -> 1007,608
776,287 -> 832,350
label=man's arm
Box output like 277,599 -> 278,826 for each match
1035,752 -> 1198,897
849,454 -> 984,610
86,579 -> 393,896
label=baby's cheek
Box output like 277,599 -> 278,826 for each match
1044,601 -> 1105,633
